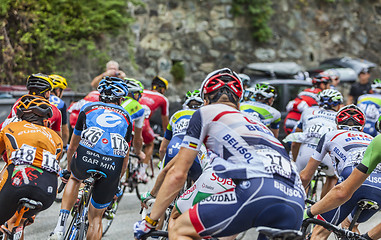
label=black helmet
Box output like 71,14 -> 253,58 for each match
16,94 -> 53,124
26,73 -> 54,94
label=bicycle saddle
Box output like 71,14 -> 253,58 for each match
86,169 -> 107,178
257,226 -> 303,240
18,198 -> 43,210
357,199 -> 379,210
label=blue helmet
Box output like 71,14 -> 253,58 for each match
97,76 -> 129,101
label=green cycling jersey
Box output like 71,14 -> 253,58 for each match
358,134 -> 381,174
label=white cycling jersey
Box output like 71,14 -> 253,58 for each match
312,130 -> 373,175
181,104 -> 301,187
240,101 -> 281,130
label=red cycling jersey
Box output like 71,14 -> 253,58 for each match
284,88 -> 321,134
6,97 -> 62,132
139,90 -> 169,119
67,91 -> 100,128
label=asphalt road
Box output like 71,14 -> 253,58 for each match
1,162 -> 379,240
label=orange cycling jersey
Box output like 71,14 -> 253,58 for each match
0,120 -> 63,173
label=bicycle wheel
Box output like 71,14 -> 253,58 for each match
77,218 -> 87,240
64,211 -> 79,240
102,201 -> 118,236
141,230 -> 168,240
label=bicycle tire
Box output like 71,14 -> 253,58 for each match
102,217 -> 113,236
77,219 -> 87,240
135,183 -> 140,200
141,230 -> 168,240
64,211 -> 79,240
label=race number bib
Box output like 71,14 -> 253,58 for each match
81,127 -> 104,148
306,124 -> 334,139
110,133 -> 129,156
257,149 -> 292,178
41,149 -> 59,173
11,144 -> 37,165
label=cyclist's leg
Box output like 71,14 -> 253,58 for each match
141,119 -> 155,181
169,211 -> 202,239
320,155 -> 338,198
172,178 -> 304,239
87,205 -> 106,240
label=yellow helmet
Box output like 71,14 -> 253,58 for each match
49,74 -> 67,90
26,73 -> 54,94
152,76 -> 168,90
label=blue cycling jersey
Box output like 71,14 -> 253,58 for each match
357,94 -> 381,137
73,102 -> 133,158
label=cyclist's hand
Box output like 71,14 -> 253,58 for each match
133,220 -> 154,239
114,185 -> 123,200
140,191 -> 154,209
303,207 -> 314,220
59,169 -> 71,183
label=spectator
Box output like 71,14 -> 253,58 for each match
91,60 -> 126,89
347,68 -> 372,105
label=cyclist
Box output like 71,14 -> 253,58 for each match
288,89 -> 343,197
0,95 -> 63,235
134,68 -> 304,240
304,105 -> 381,239
2,73 -> 62,137
49,77 -> 132,240
67,90 -> 100,129
138,76 -> 169,182
157,89 -> 204,175
284,72 -> 332,134
357,78 -> 381,137
240,83 -> 281,138
49,74 -> 69,149
121,78 -> 146,160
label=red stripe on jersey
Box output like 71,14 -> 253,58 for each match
330,131 -> 348,142
189,204 -> 205,234
317,214 -> 327,222
212,111 -> 240,122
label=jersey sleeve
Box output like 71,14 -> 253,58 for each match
311,133 -> 328,162
181,109 -> 204,151
73,111 -> 86,136
0,129 -> 5,155
61,102 -> 68,125
51,106 -> 62,132
357,134 -> 381,174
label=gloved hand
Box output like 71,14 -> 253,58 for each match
140,191 -> 155,205
133,220 -> 154,239
304,207 -> 314,220
59,169 -> 71,183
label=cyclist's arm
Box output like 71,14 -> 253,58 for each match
161,115 -> 169,135
291,126 -> 303,161
150,147 -> 198,221
133,127 -> 145,160
270,128 -> 279,138
66,134 -> 81,171
149,156 -> 176,197
159,138 -> 170,163
310,168 -> 367,216
300,157 -> 320,189
367,222 -> 381,239
121,151 -> 129,179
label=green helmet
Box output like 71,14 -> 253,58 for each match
124,78 -> 144,93
254,83 -> 277,100
183,89 -> 203,109
371,78 -> 381,94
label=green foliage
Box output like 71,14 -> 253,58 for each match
0,0 -> 139,84
170,61 -> 185,84
231,0 -> 274,42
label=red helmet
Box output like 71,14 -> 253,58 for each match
336,104 -> 366,131
312,72 -> 331,85
201,68 -> 243,100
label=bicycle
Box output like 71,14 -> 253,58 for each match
101,183 -> 124,236
0,198 -> 43,240
257,226 -> 303,240
305,164 -> 327,203
63,169 -> 106,240
348,199 -> 380,231
301,218 -> 367,240
121,152 -> 147,200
